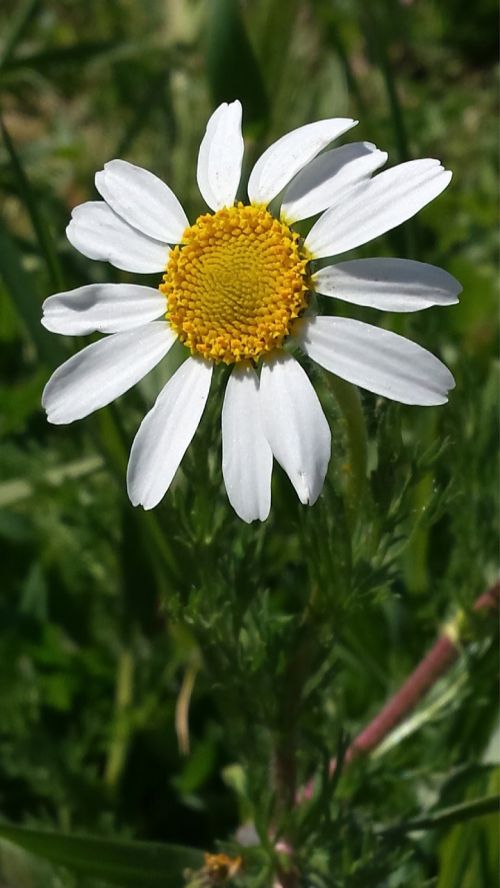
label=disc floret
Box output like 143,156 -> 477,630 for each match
162,203 -> 309,364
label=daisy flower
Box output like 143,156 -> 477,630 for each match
42,101 -> 459,522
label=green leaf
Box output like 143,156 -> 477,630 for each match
0,824 -> 204,886
205,0 -> 269,131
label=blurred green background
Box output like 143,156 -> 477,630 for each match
0,0 -> 498,885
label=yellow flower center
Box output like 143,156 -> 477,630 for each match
161,203 -> 309,364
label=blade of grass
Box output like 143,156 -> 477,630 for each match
358,2 -> 415,258
254,0 -> 301,100
206,0 -> 269,132
314,0 -> 369,120
1,40 -> 122,73
0,0 -> 39,70
0,824 -> 204,886
360,4 -> 409,163
380,795 -> 499,836
0,221 -> 62,363
1,115 -> 64,292
114,63 -> 174,158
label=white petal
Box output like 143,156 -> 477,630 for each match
95,159 -> 189,243
260,354 -> 331,505
247,117 -> 358,207
42,284 -> 167,335
305,159 -> 452,259
281,142 -> 387,223
66,201 -> 170,273
196,101 -> 244,211
127,356 -> 212,510
42,322 -> 176,424
313,259 -> 461,312
221,363 -> 272,523
297,316 -> 455,406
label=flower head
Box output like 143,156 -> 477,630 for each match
42,101 -> 459,522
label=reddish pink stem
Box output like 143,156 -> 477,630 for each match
299,582 -> 499,802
